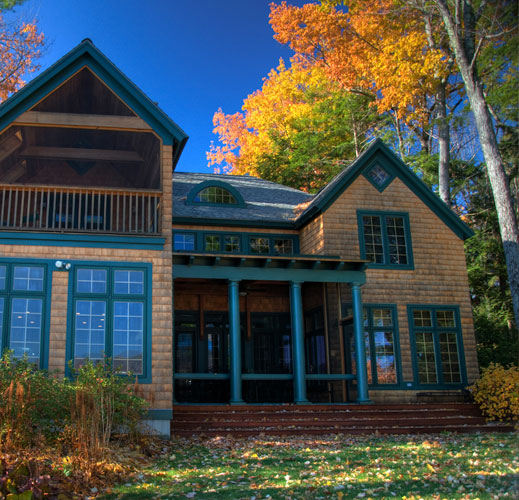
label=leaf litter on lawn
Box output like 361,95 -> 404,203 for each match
97,432 -> 518,500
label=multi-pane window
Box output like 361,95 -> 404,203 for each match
347,305 -> 400,386
173,233 -> 195,251
194,186 -> 237,205
409,306 -> 463,386
72,266 -> 147,377
224,235 -> 240,253
0,263 -> 47,366
274,239 -> 293,255
250,237 -> 270,254
367,164 -> 391,188
204,235 -> 221,252
358,212 -> 412,268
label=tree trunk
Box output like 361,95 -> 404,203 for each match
437,82 -> 451,205
433,0 -> 519,335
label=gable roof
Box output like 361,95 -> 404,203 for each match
172,172 -> 312,228
173,140 -> 473,240
296,139 -> 473,240
0,39 -> 188,167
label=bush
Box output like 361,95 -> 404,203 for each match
0,352 -> 147,459
0,352 -> 70,448
469,363 -> 519,421
67,360 -> 147,461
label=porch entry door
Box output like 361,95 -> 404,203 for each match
174,310 -> 230,403
242,312 -> 293,403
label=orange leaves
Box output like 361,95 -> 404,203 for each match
269,0 -> 450,125
0,13 -> 44,101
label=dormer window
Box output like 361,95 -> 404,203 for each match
186,180 -> 245,207
195,186 -> 237,205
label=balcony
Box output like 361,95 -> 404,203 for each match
0,184 -> 161,235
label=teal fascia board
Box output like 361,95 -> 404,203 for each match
146,409 -> 173,420
0,232 -> 165,250
173,264 -> 366,284
296,139 -> 473,241
0,40 -> 188,164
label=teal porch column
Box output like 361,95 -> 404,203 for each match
290,281 -> 308,404
228,279 -> 243,404
352,282 -> 370,403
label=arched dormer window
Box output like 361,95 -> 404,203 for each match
186,180 -> 245,207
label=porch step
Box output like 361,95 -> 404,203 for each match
171,403 -> 515,437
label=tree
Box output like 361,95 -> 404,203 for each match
0,0 -> 44,101
423,0 -> 519,337
270,0 -> 458,204
208,60 -> 381,192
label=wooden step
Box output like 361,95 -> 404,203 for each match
170,403 -> 515,436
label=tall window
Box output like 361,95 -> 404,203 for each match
346,305 -> 400,386
71,266 -> 148,377
409,306 -> 464,386
0,263 -> 47,367
358,211 -> 413,268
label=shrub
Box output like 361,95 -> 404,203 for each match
0,352 -> 70,448
469,363 -> 519,421
66,360 -> 147,462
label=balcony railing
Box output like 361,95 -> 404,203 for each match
0,184 -> 162,235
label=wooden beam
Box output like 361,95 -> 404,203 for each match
13,111 -> 152,132
1,160 -> 27,183
0,131 -> 23,162
20,146 -> 143,163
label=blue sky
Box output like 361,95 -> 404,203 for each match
13,0 -> 305,172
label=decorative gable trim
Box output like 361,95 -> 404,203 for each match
296,139 -> 473,241
0,39 -> 188,166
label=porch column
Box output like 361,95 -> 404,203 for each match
228,279 -> 244,404
290,281 -> 308,404
352,282 -> 370,403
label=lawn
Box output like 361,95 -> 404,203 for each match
102,432 -> 518,500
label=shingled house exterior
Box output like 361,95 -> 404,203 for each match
0,41 -> 477,436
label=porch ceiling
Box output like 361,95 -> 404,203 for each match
172,252 -> 367,284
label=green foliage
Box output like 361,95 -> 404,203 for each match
0,352 -> 70,448
0,0 -> 27,10
0,459 -> 50,500
469,363 -> 519,422
0,352 -> 147,455
67,360 -> 147,460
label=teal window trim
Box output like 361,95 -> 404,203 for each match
343,303 -> 403,388
172,229 -> 300,256
186,180 -> 246,208
65,261 -> 152,383
407,304 -> 467,388
362,162 -> 395,192
357,210 -> 414,270
0,258 -> 52,370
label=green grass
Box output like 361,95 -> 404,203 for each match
102,432 -> 518,500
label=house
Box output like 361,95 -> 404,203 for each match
0,41 -> 477,436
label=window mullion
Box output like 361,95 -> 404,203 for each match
380,216 -> 390,265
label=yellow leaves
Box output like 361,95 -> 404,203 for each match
269,0 -> 451,126
469,363 -> 519,421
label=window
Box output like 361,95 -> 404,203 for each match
0,263 -> 47,367
194,186 -> 237,205
358,211 -> 413,268
409,306 -> 465,386
173,233 -> 195,251
204,235 -> 221,252
274,238 -> 293,255
70,265 -> 149,378
250,237 -> 270,254
345,305 -> 400,386
224,235 -> 240,253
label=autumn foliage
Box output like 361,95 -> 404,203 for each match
0,7 -> 44,101
469,363 -> 519,422
270,0 -> 449,123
